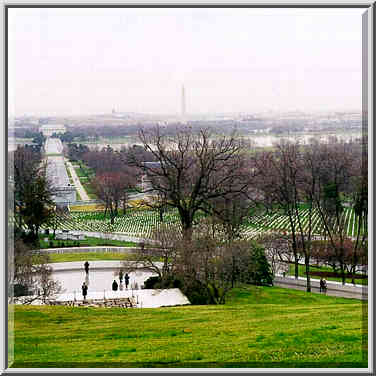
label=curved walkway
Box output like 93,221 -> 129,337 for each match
47,261 -> 189,308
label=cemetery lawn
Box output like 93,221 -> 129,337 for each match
38,235 -> 139,249
47,252 -> 138,263
11,285 -> 367,368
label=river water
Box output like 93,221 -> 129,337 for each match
87,132 -> 362,150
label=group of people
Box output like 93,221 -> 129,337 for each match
81,261 -> 131,300
112,270 -> 130,291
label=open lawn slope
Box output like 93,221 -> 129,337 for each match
11,286 -> 367,368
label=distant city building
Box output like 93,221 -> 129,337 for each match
39,124 -> 66,137
38,118 -> 50,125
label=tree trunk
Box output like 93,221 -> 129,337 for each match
294,257 -> 299,280
159,207 -> 164,222
109,203 -> 115,225
305,256 -> 311,292
350,265 -> 356,285
288,214 -> 299,279
35,225 -> 40,245
231,255 -> 236,288
341,265 -> 346,285
180,210 -> 193,240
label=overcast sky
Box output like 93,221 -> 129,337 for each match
8,7 -> 364,116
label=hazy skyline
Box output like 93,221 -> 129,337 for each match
8,7 -> 364,116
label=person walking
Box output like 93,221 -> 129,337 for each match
119,270 -> 124,284
322,278 -> 327,293
82,282 -> 88,300
84,261 -> 90,274
112,280 -> 118,291
320,277 -> 328,293
124,273 -> 130,289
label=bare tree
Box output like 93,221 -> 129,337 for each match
310,238 -> 367,284
9,239 -> 62,304
348,138 -> 368,284
125,224 -> 180,280
131,126 -> 251,239
210,195 -> 252,288
93,171 -> 135,224
131,218 -> 272,305
142,190 -> 169,222
257,232 -> 291,277
312,140 -> 357,285
254,140 -> 302,280
295,141 -> 324,292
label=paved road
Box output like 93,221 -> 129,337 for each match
65,160 -> 90,201
274,275 -> 367,300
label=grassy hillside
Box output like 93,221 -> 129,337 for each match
11,285 -> 367,368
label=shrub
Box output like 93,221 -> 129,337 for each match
241,244 -> 274,286
13,283 -> 30,297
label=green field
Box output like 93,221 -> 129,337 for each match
38,235 -> 139,249
11,285 -> 367,368
47,252 -> 138,263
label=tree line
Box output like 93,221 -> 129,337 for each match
10,127 -> 367,303
70,126 -> 367,296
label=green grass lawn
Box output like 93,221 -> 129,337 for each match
82,182 -> 98,199
11,285 -> 367,368
288,264 -> 368,286
38,235 -> 139,249
72,162 -> 98,199
47,252 -> 138,263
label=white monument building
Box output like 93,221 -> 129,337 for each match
39,124 -> 66,137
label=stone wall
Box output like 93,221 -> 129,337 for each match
48,296 -> 137,308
